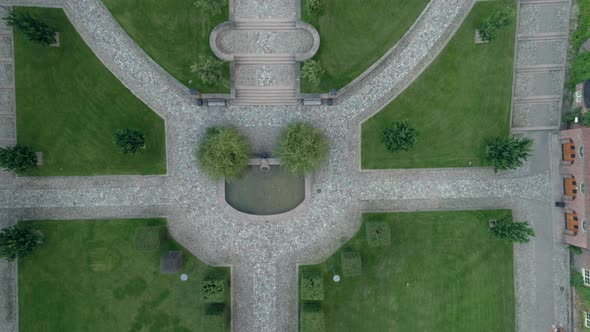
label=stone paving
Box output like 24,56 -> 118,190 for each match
0,0 -> 571,331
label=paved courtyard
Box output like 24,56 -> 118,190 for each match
0,0 -> 572,331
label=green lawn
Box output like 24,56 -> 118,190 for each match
299,210 -> 515,331
361,1 -> 514,169
19,218 -> 230,332
300,0 -> 429,92
103,0 -> 229,93
14,8 -> 166,176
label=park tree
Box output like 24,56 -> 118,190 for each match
477,6 -> 515,42
485,135 -> 533,172
4,10 -> 56,46
0,225 -> 44,261
277,122 -> 329,176
301,60 -> 325,87
381,120 -> 418,153
114,129 -> 146,154
489,215 -> 535,243
196,126 -> 251,181
190,55 -> 228,88
0,145 -> 37,173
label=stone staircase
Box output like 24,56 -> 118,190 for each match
231,20 -> 300,106
0,8 -> 16,149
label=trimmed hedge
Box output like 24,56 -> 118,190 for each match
300,302 -> 325,332
366,222 -> 391,247
201,274 -> 226,303
203,303 -> 226,330
301,271 -> 324,301
341,251 -> 362,277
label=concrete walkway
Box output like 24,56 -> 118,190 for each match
0,0 -> 570,331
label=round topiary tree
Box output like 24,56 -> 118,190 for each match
0,145 -> 37,173
114,129 -> 146,154
0,225 -> 44,262
277,122 -> 329,176
489,215 -> 535,243
190,55 -> 228,88
196,126 -> 251,181
301,60 -> 325,87
485,135 -> 533,172
381,120 -> 418,153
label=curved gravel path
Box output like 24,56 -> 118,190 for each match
0,0 -> 566,331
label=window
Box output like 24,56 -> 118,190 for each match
585,311 -> 590,328
576,91 -> 583,103
583,269 -> 590,286
581,145 -> 585,158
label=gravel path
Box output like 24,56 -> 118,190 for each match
0,0 -> 568,331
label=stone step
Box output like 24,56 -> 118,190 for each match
517,32 -> 567,41
516,64 -> 564,73
513,95 -> 561,104
234,20 -> 296,31
233,99 -> 300,106
236,91 -> 296,98
235,55 -> 295,65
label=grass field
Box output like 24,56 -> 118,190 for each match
300,0 -> 429,92
103,0 -> 229,93
299,210 -> 515,331
361,1 -> 514,169
14,8 -> 166,176
19,219 -> 230,332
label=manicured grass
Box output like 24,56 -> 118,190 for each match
14,8 -> 166,176
19,218 -> 230,331
299,210 -> 515,331
361,1 -> 514,169
300,0 -> 429,92
103,0 -> 229,93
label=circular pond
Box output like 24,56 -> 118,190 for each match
225,165 -> 305,216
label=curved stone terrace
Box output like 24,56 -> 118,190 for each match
0,0 -> 571,331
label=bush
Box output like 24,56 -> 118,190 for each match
569,52 -> 590,88
489,215 -> 535,243
114,129 -> 145,154
305,0 -> 321,16
301,60 -> 325,87
570,245 -> 583,255
301,271 -> 324,301
201,274 -> 226,303
477,6 -> 515,42
300,302 -> 325,332
381,120 -> 418,153
366,222 -> 391,247
4,9 -> 56,46
0,145 -> 37,173
277,122 -> 329,176
564,107 -> 582,123
203,303 -> 226,330
485,135 -> 533,172
194,0 -> 224,16
190,55 -> 228,88
196,126 -> 251,181
341,251 -> 362,277
572,0 -> 590,54
0,225 -> 44,262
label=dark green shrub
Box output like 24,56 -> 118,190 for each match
277,122 -> 329,176
4,9 -> 56,46
570,53 -> 590,88
114,129 -> 145,154
489,215 -> 535,243
196,126 -> 251,181
582,114 -> 590,127
381,120 -> 418,153
201,273 -> 226,303
564,107 -> 582,123
485,135 -> 533,172
203,303 -> 226,330
301,60 -> 325,87
305,0 -> 321,16
477,6 -> 515,42
570,245 -> 583,255
0,225 -> 44,261
366,222 -> 391,247
0,145 -> 37,173
341,251 -> 361,277
190,55 -> 229,88
300,302 -> 325,332
134,226 -> 161,251
301,271 -> 324,301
